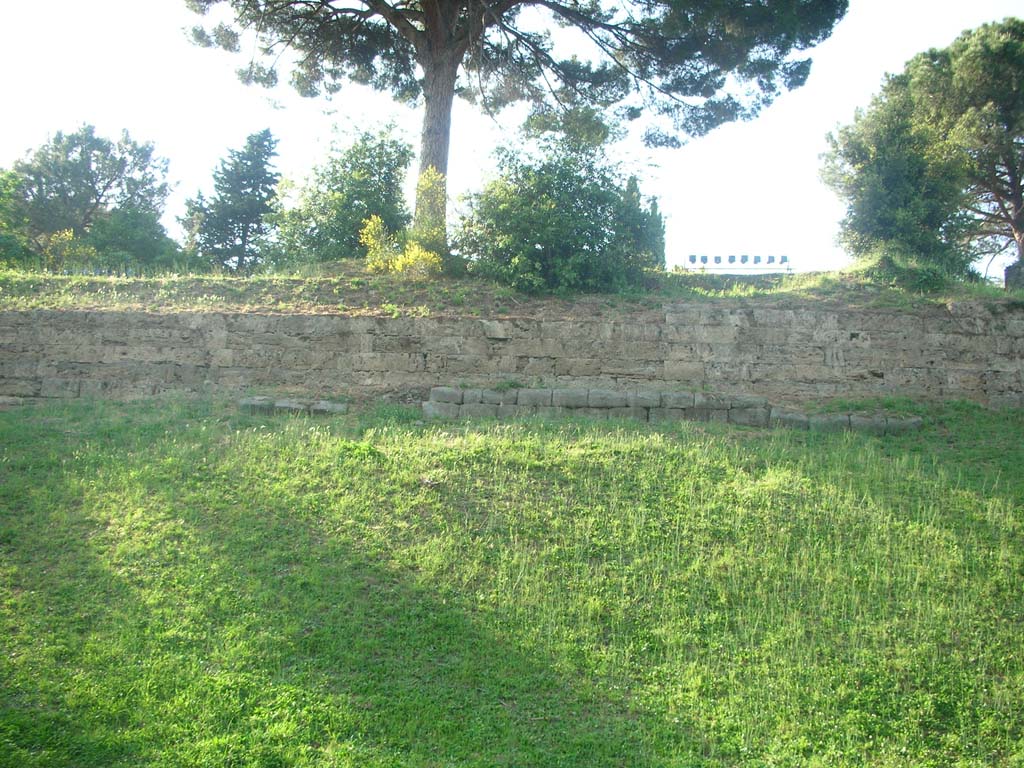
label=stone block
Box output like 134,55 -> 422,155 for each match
588,389 -> 627,408
694,392 -> 731,409
578,408 -> 609,420
481,320 -> 512,339
554,358 -> 602,377
769,407 -> 809,430
552,388 -> 590,408
850,414 -> 887,436
460,388 -> 483,404
0,396 -> 24,408
627,390 -> 661,408
730,394 -> 769,408
430,386 -> 463,404
729,407 -> 770,427
481,388 -> 518,405
518,389 -> 552,406
661,391 -> 695,409
809,413 -> 851,432
423,400 -> 460,419
461,403 -> 499,419
885,416 -> 924,435
664,360 -> 705,380
274,399 -> 309,414
238,395 -> 275,414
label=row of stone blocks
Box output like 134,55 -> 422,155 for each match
423,387 -> 924,435
238,396 -> 349,415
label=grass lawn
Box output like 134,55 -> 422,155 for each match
4,264 -> 1023,318
1,398 -> 1021,766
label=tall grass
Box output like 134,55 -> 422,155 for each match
1,398 -> 1021,766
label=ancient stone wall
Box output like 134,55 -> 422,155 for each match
1,300 -> 1022,406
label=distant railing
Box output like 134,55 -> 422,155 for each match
679,254 -> 793,272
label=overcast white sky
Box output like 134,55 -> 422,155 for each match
0,0 -> 1020,274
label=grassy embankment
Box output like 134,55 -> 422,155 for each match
3,263 -> 1023,317
1,397 -> 1021,767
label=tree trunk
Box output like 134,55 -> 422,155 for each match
415,52 -> 460,246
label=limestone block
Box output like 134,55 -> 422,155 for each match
482,389 -> 518,405
694,392 -> 731,409
588,389 -> 627,408
729,407 -> 770,427
769,407 -> 809,430
809,414 -> 850,432
554,358 -> 602,377
578,408 -> 609,420
461,403 -> 499,419
522,357 -> 555,376
423,400 -> 460,419
518,389 -> 553,406
430,386 -> 463,404
627,390 -> 661,408
210,348 -> 235,367
496,403 -> 524,419
850,414 -> 887,436
729,394 -> 768,408
274,399 -> 309,414
461,388 -> 483,404
239,396 -> 275,414
661,391 -> 695,409
481,320 -> 512,339
552,388 -> 590,408
664,360 -> 705,380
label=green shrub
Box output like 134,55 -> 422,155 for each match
275,128 -> 413,263
360,215 -> 441,279
360,215 -> 400,274
393,241 -> 442,279
854,242 -> 962,292
455,144 -> 664,292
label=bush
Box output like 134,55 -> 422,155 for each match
455,144 -> 664,292
360,215 -> 441,279
854,242 -> 962,292
275,129 -> 413,263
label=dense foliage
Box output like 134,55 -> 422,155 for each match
457,144 -> 665,292
274,129 -> 413,263
183,129 -> 280,273
824,19 -> 1024,283
187,0 -> 848,230
0,125 -> 178,272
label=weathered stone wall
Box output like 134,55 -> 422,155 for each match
1,300 -> 1022,406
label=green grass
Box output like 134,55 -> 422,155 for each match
3,264 -> 1022,317
1,398 -> 1022,766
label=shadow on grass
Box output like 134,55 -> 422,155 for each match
0,401 -> 671,767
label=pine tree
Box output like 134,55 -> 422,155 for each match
186,129 -> 279,272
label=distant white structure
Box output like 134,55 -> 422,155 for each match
681,254 -> 792,272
